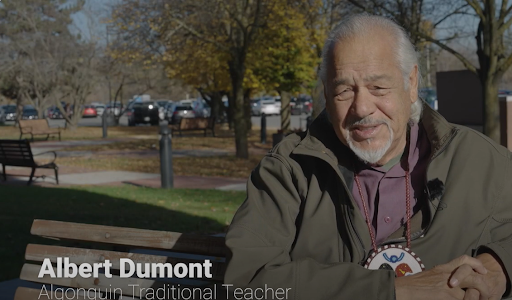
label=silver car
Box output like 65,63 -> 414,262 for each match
93,104 -> 106,116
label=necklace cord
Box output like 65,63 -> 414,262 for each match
354,170 -> 412,253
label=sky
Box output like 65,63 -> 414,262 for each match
69,0 -> 118,42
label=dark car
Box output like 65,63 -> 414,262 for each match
170,105 -> 196,124
1,105 -> 17,122
47,107 -> 64,119
21,107 -> 38,120
128,101 -> 160,126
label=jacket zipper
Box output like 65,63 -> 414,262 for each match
381,128 -> 459,246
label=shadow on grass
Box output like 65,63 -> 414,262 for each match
0,185 -> 236,281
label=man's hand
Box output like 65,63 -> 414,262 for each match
395,255 -> 489,300
451,252 -> 508,300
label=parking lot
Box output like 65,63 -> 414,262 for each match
4,114 -> 312,131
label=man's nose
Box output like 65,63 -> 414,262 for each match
350,89 -> 376,118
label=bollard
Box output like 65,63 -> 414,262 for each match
159,121 -> 173,188
102,112 -> 108,138
260,113 -> 267,144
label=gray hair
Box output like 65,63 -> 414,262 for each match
319,14 -> 423,124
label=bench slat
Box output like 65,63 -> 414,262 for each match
21,263 -> 152,298
31,220 -> 227,257
26,244 -> 226,281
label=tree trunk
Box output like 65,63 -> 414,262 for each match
279,90 -> 291,132
227,94 -> 234,129
244,89 -> 252,131
229,57 -> 249,159
482,76 -> 500,142
211,92 -> 222,122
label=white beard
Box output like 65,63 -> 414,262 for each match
345,118 -> 393,165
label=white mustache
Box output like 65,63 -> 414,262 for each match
347,117 -> 389,128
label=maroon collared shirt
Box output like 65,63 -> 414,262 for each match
351,123 -> 431,245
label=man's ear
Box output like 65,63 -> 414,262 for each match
409,65 -> 419,104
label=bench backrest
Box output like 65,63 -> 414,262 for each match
0,139 -> 35,166
179,117 -> 209,130
19,119 -> 50,133
15,219 -> 228,300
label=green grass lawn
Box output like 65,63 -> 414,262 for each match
0,185 -> 246,281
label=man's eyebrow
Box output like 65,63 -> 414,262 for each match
332,78 -> 350,87
364,74 -> 393,82
331,74 -> 393,87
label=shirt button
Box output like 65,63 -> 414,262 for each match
384,217 -> 391,223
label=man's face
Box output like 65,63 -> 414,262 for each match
324,30 -> 418,165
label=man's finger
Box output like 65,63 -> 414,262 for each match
450,264 -> 475,287
449,255 -> 488,275
457,273 -> 490,299
463,288 -> 481,300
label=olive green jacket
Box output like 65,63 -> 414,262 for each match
224,105 -> 512,300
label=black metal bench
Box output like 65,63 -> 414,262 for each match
0,139 -> 59,185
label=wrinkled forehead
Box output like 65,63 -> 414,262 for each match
325,29 -> 401,79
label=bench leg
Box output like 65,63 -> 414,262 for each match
54,166 -> 59,185
59,132 -> 61,141
27,168 -> 36,185
1,164 -> 6,181
19,133 -> 23,140
46,134 -> 49,141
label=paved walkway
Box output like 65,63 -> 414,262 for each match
1,166 -> 247,191
0,138 -> 248,191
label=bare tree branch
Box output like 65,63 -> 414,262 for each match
465,0 -> 486,22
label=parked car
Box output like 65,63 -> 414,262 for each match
251,96 -> 281,116
170,105 -> 196,124
164,102 -> 178,121
92,103 -> 106,116
82,105 -> 98,118
156,100 -> 172,120
128,101 -> 160,126
106,103 -> 122,116
0,105 -> 17,123
291,95 -> 313,115
47,107 -> 64,119
21,106 -> 38,120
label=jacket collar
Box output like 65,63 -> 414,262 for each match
292,102 -> 458,164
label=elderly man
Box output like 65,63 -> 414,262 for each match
224,14 -> 511,300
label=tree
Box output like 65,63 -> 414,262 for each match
249,3 -> 317,132
0,0 -> 85,120
156,0 -> 277,159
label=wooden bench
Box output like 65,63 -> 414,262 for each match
171,117 -> 216,137
19,119 -> 61,141
0,139 -> 59,185
15,219 -> 228,300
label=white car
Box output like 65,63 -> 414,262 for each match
92,104 -> 105,116
261,98 -> 281,115
251,97 -> 281,116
